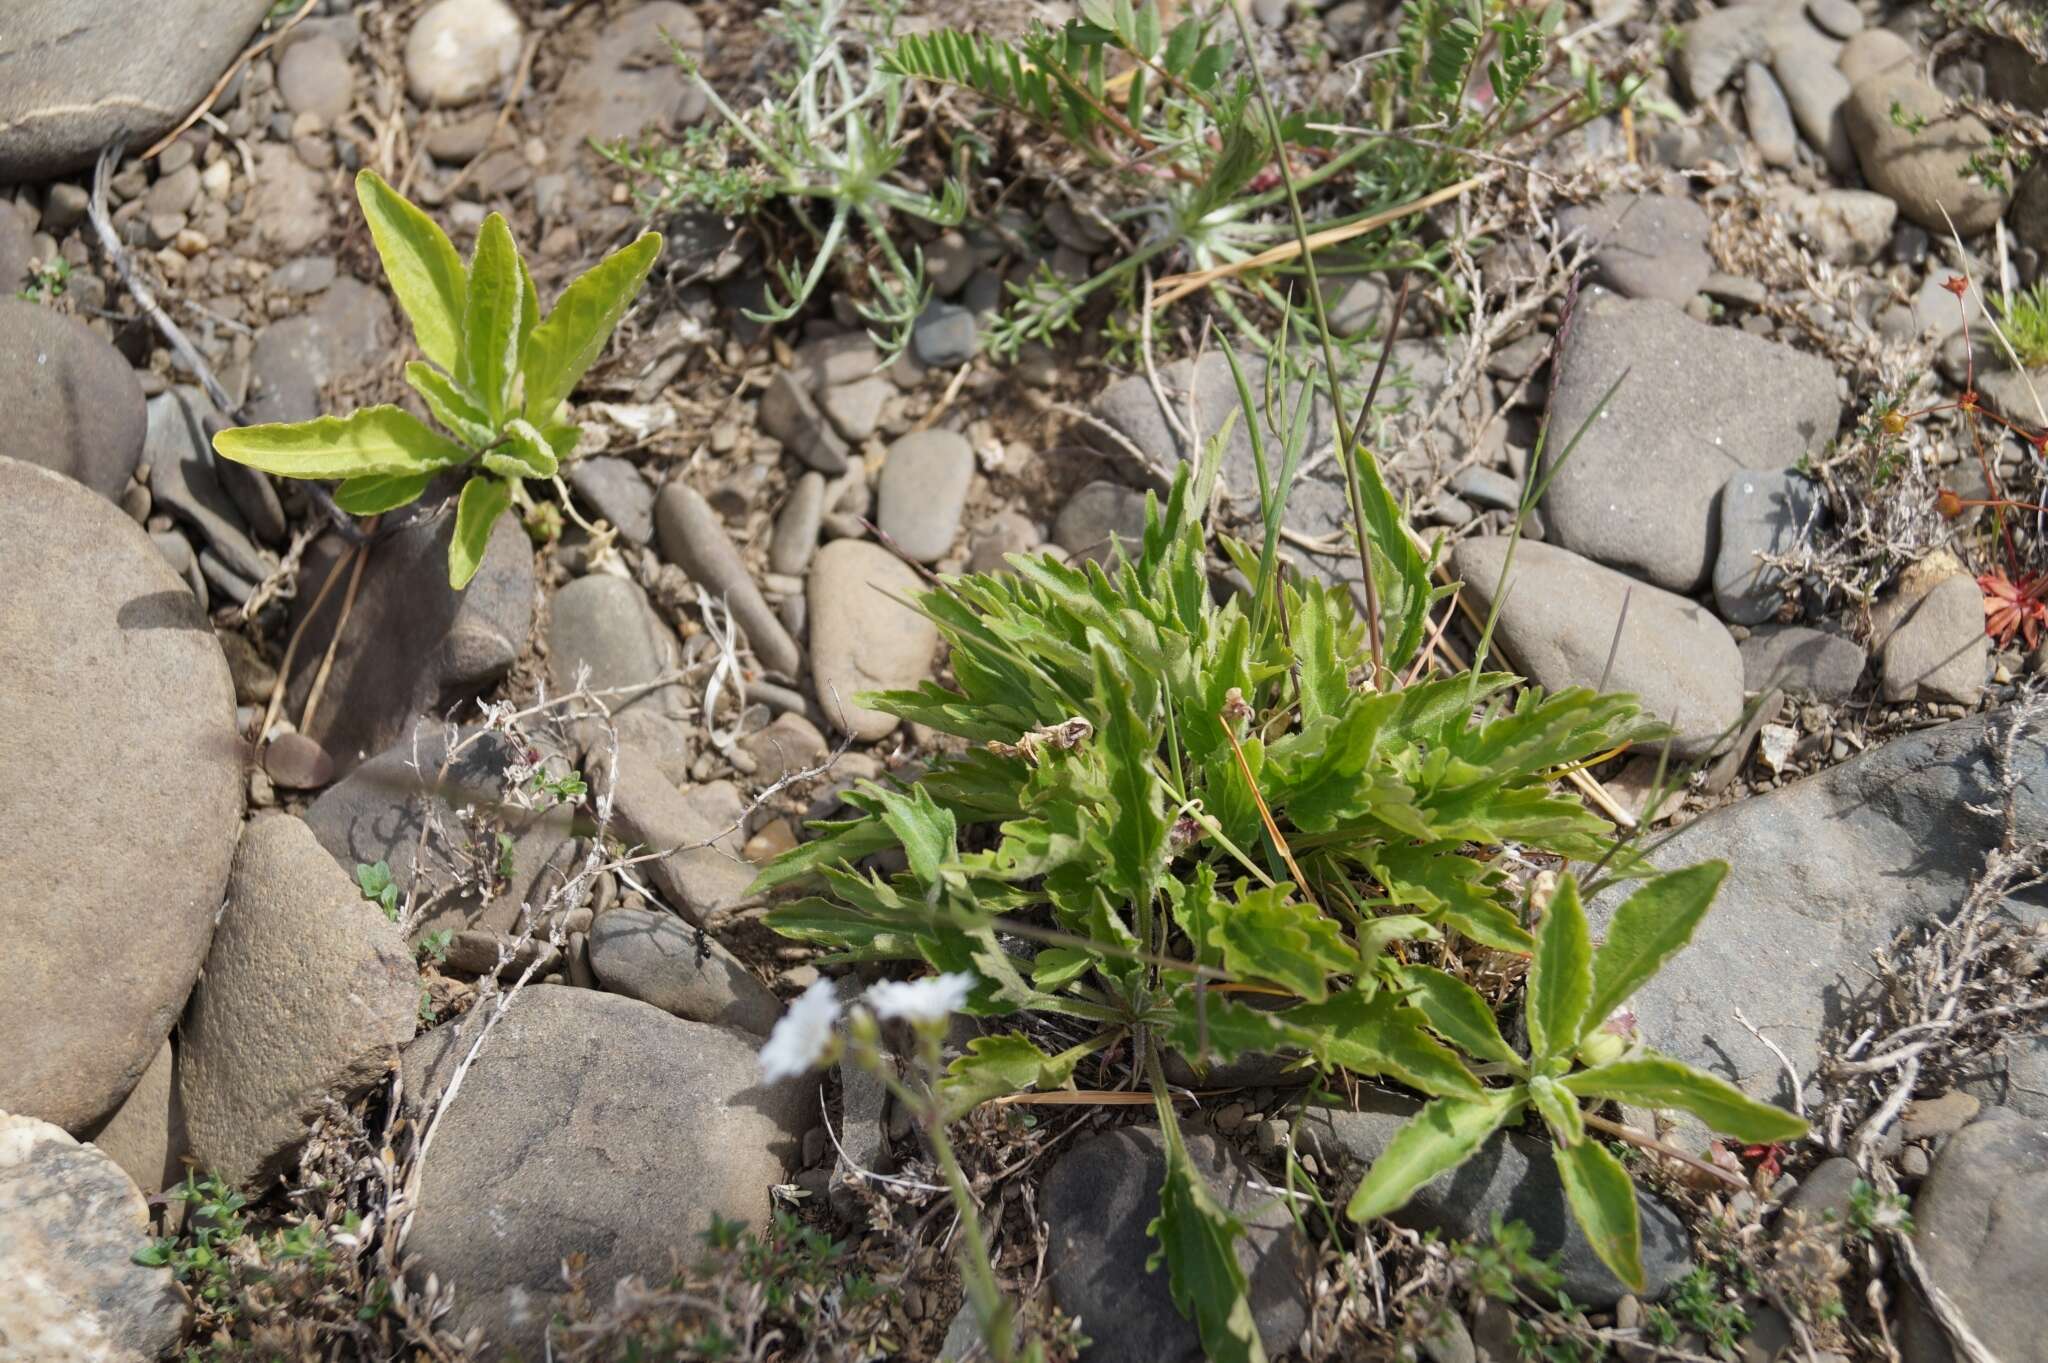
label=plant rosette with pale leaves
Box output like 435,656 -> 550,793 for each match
752,443 -> 1807,1362
212,171 -> 662,586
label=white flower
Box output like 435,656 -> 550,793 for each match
759,979 -> 842,1082
864,971 -> 977,1023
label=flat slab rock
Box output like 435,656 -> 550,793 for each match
0,457 -> 241,1133
1900,1107 -> 2048,1363
398,986 -> 813,1358
1591,709 -> 2048,1124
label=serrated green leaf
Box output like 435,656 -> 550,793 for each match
1526,874 -> 1592,1062
1393,964 -> 1522,1070
1165,991 -> 1300,1067
1292,990 -> 1485,1099
212,405 -> 472,480
521,231 -> 663,421
1561,1053 -> 1808,1143
404,362 -> 495,448
1347,1088 -> 1525,1222
1526,1073 -> 1585,1145
1347,438 -> 1433,676
334,472 -> 433,515
1210,881 -> 1354,1002
938,1033 -> 1084,1120
356,170 -> 467,373
482,417 -> 560,481
1553,1139 -> 1643,1292
1585,863 -> 1727,1032
448,474 -> 510,589
871,783 -> 959,888
1148,1118 -> 1266,1363
1091,644 -> 1167,911
460,213 -> 524,424
1029,946 -> 1095,991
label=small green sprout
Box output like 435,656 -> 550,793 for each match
354,860 -> 399,919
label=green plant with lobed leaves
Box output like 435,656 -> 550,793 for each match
753,366 -> 1806,1361
211,171 -> 662,587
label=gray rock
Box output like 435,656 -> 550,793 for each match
404,0 -> 522,108
605,755 -> 759,923
0,203 -> 34,295
178,816 -> 417,1187
1904,1108 -> 2048,1363
246,142 -> 332,257
1450,465 -> 1525,513
794,334 -> 883,391
248,276 -> 395,424
1674,4 -> 1775,100
263,731 -> 335,790
1987,38 -> 2048,110
588,907 -> 780,1035
877,429 -> 974,562
741,710 -> 829,784
1773,42 -> 1856,177
967,511 -> 1044,575
1323,273 -> 1390,337
771,471 -> 828,577
548,573 -> 694,782
656,482 -> 803,676
913,302 -> 978,366
1042,1126 -> 1312,1362
1589,709 -> 2048,1122
1539,291 -> 1842,593
273,254 -> 339,297
0,1115 -> 188,1359
759,369 -> 851,475
820,375 -> 893,443
2012,162 -> 2048,259
0,458 -> 241,1133
0,0 -> 273,179
1743,63 -> 1800,166
146,391 -> 277,584
807,539 -> 938,740
1305,1091 -> 1692,1306
1806,0 -> 1863,37
1837,28 -> 1916,84
1712,469 -> 1821,625
1784,187 -> 1898,264
1845,73 -> 2011,235
144,162 -> 200,219
301,728 -> 583,944
283,504 -> 533,774
1449,536 -> 1745,759
925,230 -> 976,296
80,1038 -> 183,1197
547,2 -> 704,154
398,987 -> 813,1358
1880,572 -> 1988,705
1053,481 -> 1152,565
565,456 -> 655,545
277,32 -> 354,121
1738,624 -> 1868,699
0,298 -> 146,503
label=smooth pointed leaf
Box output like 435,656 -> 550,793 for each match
481,417 -> 560,481
460,213 -> 524,423
1347,1089 -> 1525,1222
521,231 -> 663,421
356,169 -> 467,373
1148,1119 -> 1266,1363
334,471 -> 432,515
1561,1053 -> 1809,1144
1526,874 -> 1592,1063
1585,863 -> 1727,1032
1553,1139 -> 1644,1292
449,474 -> 510,589
212,405 -> 472,480
516,249 -> 540,373
404,361 -> 495,448
1393,964 -> 1522,1070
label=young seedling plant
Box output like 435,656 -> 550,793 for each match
212,171 -> 662,587
751,364 -> 1808,1361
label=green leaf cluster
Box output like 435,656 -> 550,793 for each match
752,382 -> 1805,1351
211,171 -> 661,587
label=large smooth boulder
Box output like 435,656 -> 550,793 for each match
177,816 -> 418,1187
1042,1126 -> 1312,1362
0,457 -> 241,1133
1844,73 -> 2012,235
1539,291 -> 1841,593
1590,710 -> 2048,1121
0,299 -> 146,503
398,987 -> 813,1356
1449,536 -> 1745,759
0,0 -> 274,179
807,539 -> 939,741
1900,1108 -> 2048,1363
0,1113 -> 188,1362
284,499 -> 535,775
